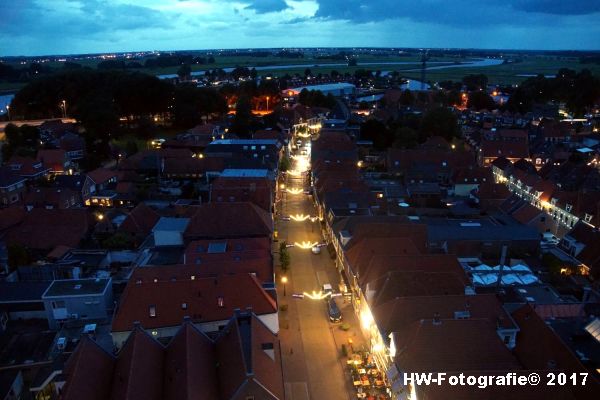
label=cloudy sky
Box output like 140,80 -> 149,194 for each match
1,0 -> 599,56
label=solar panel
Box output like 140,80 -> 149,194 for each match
585,318 -> 600,343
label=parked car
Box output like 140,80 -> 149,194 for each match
327,298 -> 342,323
322,283 -> 333,295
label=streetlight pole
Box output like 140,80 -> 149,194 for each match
266,96 -> 270,112
6,105 -> 10,121
61,100 -> 67,118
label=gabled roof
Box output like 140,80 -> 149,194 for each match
110,326 -> 165,400
392,319 -> 520,372
36,149 -> 66,172
61,337 -> 115,400
4,208 -> 92,250
480,139 -> 529,159
119,203 -> 161,238
373,294 -> 515,340
366,270 -> 467,308
87,168 -> 118,185
184,202 -> 272,240
163,322 -> 218,400
0,166 -> 26,188
511,305 -> 600,396
112,273 -> 277,332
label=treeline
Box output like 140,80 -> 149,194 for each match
505,68 -> 600,116
298,89 -> 337,109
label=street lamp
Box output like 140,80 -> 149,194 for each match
5,105 -> 9,121
266,96 -> 270,112
281,276 -> 288,297
60,99 -> 67,118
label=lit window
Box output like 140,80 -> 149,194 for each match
149,305 -> 157,318
217,297 -> 224,307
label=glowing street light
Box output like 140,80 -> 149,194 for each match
286,188 -> 304,195
294,241 -> 319,249
266,96 -> 270,112
281,276 -> 288,296
290,214 -> 311,222
303,290 -> 330,300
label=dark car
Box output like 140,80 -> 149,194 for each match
327,298 -> 342,323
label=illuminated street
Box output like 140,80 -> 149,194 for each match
277,135 -> 366,400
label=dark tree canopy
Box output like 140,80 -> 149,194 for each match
419,107 -> 460,142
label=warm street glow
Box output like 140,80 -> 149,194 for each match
281,276 -> 288,284
290,214 -> 311,221
303,290 -> 330,300
360,308 -> 374,330
294,241 -> 319,249
286,188 -> 304,195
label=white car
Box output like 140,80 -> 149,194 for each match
311,245 -> 321,254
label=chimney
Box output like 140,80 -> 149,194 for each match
433,312 -> 441,325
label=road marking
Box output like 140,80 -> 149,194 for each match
285,382 -> 310,400
316,271 -> 328,287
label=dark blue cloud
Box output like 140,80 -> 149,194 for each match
245,0 -> 289,14
314,0 -> 600,25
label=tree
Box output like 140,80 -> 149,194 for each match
462,74 -> 488,91
360,119 -> 392,150
279,155 -> 291,172
102,232 -> 134,250
231,95 -> 253,137
177,64 -> 191,80
467,91 -> 496,111
7,244 -> 31,270
392,126 -> 419,149
399,89 -> 414,106
279,242 -> 290,272
419,107 -> 459,142
304,68 -> 312,78
125,140 -> 139,157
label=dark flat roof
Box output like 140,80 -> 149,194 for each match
0,282 -> 50,303
43,278 -> 110,298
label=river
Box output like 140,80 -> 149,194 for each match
157,58 -> 505,80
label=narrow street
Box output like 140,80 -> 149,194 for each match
275,136 -> 366,400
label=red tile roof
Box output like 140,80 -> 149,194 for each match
36,149 -> 67,173
4,208 -> 92,250
184,202 -> 272,240
109,327 -> 166,400
481,139 -> 529,160
61,337 -> 115,400
392,319 -> 520,372
373,294 -> 515,339
511,305 -> 600,398
210,176 -> 273,212
112,273 -> 277,332
119,203 -> 160,238
87,167 -> 118,185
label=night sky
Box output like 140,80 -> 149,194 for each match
1,0 -> 599,56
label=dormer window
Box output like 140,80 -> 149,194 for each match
584,214 -> 593,223
217,296 -> 224,307
565,204 -> 572,213
149,305 -> 157,318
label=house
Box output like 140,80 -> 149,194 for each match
511,305 -> 600,398
479,139 -> 530,166
58,132 -> 85,160
111,273 -> 278,347
0,167 -> 26,206
204,139 -> 282,170
182,237 -> 273,284
23,186 -> 79,210
152,217 -> 190,247
36,149 -> 70,174
6,156 -> 51,180
0,281 -> 50,324
210,170 -> 274,212
52,174 -> 87,205
42,278 -> 113,329
183,202 -> 273,241
387,318 -> 521,399
561,222 -> 600,276
4,208 -> 93,252
118,203 -> 161,244
84,168 -> 119,207
61,310 -> 284,400
0,370 -> 24,400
